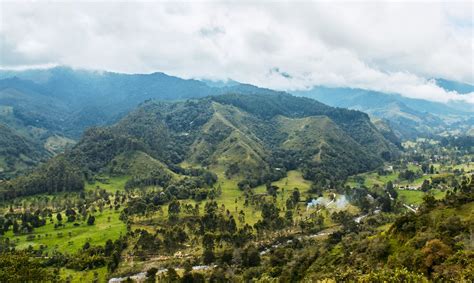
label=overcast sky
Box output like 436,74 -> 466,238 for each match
0,1 -> 473,103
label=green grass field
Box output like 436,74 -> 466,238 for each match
85,175 -> 130,193
59,266 -> 108,283
345,162 -> 460,190
5,208 -> 126,254
398,189 -> 447,205
346,170 -> 399,188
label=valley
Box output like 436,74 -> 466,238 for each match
1,2 -> 473,282
0,89 -> 472,282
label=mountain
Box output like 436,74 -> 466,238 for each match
0,67 -> 217,139
435,78 -> 474,94
293,86 -> 474,138
8,67 -> 465,179
3,67 -> 471,143
1,92 -> 400,198
0,123 -> 49,178
0,68 -> 301,141
0,67 -> 223,176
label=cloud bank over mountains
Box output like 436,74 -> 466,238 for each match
1,1 -> 473,103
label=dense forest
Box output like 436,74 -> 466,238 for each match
0,123 -> 49,178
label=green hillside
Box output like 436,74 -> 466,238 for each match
0,123 -> 49,178
1,93 -> 400,198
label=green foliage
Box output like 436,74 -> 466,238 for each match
0,123 -> 48,178
3,92 -> 399,201
359,268 -> 428,282
1,155 -> 83,199
0,251 -> 56,282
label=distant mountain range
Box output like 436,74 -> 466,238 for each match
292,82 -> 473,139
434,78 -> 474,94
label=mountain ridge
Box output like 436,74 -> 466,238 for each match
1,92 -> 400,198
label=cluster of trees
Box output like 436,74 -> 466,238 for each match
236,168 -> 285,191
0,251 -> 56,282
0,156 -> 83,199
125,199 -> 256,267
254,201 -> 288,232
0,211 -> 46,235
44,237 -> 127,272
124,169 -> 172,190
440,136 -> 474,152
398,169 -> 420,181
122,176 -> 219,219
0,185 -> 124,240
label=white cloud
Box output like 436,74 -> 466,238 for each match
0,1 -> 473,104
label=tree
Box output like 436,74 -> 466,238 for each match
379,195 -> 392,212
285,210 -> 293,225
238,210 -> 245,224
165,268 -> 180,282
202,233 -> 214,250
292,188 -> 300,203
422,239 -> 452,273
168,200 -> 181,221
399,170 -> 416,181
87,215 -> 96,225
386,181 -> 397,199
104,239 -> 114,256
82,242 -> 91,250
146,267 -> 158,283
203,248 -> 215,264
421,180 -> 430,192
242,245 -> 260,267
12,221 -> 19,234
422,193 -> 437,209
421,163 -> 429,174
266,183 -> 278,198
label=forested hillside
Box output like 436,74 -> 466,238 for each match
0,92 -> 399,198
0,123 -> 49,178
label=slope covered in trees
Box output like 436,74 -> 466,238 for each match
1,92 -> 400,197
0,123 -> 49,179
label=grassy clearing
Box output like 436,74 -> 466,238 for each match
5,208 -> 126,254
59,266 -> 108,283
253,170 -> 312,195
398,189 -> 447,205
85,176 -> 129,193
44,135 -> 76,154
427,202 -> 474,223
345,162 -> 462,190
451,163 -> 474,172
346,170 -> 399,188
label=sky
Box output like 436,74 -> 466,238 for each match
0,1 -> 473,104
